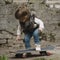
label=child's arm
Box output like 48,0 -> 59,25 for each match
38,19 -> 44,32
16,25 -> 21,40
35,18 -> 44,32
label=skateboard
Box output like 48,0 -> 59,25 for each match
15,45 -> 55,58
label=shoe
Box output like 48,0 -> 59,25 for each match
22,53 -> 32,57
22,53 -> 26,58
35,44 -> 41,51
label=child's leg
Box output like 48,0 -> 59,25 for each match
22,33 -> 32,57
33,29 -> 41,51
24,33 -> 32,49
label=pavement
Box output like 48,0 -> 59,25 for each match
0,41 -> 60,60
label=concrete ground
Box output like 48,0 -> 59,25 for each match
0,40 -> 60,60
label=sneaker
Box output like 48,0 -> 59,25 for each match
35,44 -> 41,51
22,53 -> 26,58
22,53 -> 32,57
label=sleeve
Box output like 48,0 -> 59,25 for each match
17,25 -> 21,35
38,20 -> 44,31
35,18 -> 44,31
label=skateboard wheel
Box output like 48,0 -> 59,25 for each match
40,51 -> 47,56
15,53 -> 22,58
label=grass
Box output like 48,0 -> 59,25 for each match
0,55 -> 8,60
33,58 -> 54,60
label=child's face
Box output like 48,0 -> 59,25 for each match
19,15 -> 30,23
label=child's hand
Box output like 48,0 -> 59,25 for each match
38,30 -> 43,36
16,35 -> 21,41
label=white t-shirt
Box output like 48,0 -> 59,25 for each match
17,17 -> 44,35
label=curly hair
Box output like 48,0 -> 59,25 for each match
15,4 -> 30,20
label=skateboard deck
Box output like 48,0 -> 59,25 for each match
16,45 -> 55,54
15,45 -> 55,57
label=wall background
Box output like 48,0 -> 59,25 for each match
0,0 -> 60,48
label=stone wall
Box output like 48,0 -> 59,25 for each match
0,2 -> 18,44
0,0 -> 60,46
46,0 -> 60,8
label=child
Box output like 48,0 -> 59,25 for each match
15,4 -> 44,56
